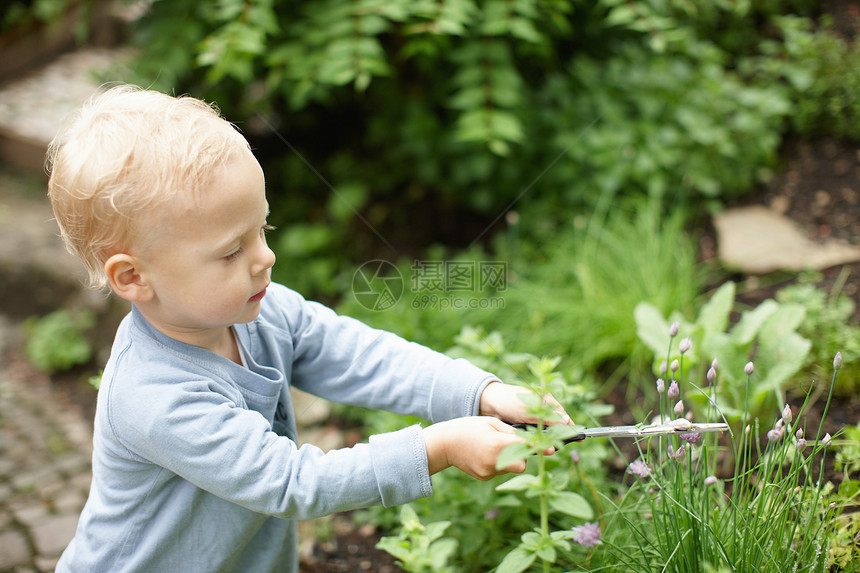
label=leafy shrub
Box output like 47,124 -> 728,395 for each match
745,15 -> 860,142
636,281 -> 811,423
775,271 -> 860,396
368,326 -> 613,570
123,0 -> 800,294
23,309 -> 95,372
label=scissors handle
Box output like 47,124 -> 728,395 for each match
510,423 -> 586,444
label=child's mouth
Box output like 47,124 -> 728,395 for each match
249,287 -> 267,302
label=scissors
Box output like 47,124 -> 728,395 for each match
511,421 -> 729,445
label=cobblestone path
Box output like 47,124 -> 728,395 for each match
0,327 -> 93,573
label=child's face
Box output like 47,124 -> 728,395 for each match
135,149 -> 276,342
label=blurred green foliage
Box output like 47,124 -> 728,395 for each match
121,0 -> 834,300
23,309 -> 95,372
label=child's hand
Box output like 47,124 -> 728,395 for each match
423,417 -> 527,480
479,381 -> 572,426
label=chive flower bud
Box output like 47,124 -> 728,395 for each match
710,358 -> 718,370
704,475 -> 718,486
706,367 -> 716,382
822,433 -> 832,448
674,400 -> 685,417
667,380 -> 679,399
656,378 -> 665,394
796,429 -> 803,439
782,404 -> 792,425
679,337 -> 692,354
670,359 -> 680,373
659,361 -> 667,375
669,322 -> 679,337
834,352 -> 842,371
570,450 -> 579,464
744,361 -> 755,375
767,427 -> 784,442
796,438 -> 807,450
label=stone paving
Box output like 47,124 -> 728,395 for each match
0,318 -> 93,573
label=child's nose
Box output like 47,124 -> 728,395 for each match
252,241 -> 276,275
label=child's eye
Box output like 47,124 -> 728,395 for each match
225,247 -> 243,261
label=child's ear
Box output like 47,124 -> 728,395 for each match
104,254 -> 153,303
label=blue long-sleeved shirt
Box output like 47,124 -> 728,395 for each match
57,283 -> 496,572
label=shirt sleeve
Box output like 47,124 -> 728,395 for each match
280,290 -> 498,422
104,363 -> 433,519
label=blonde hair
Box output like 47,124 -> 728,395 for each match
46,84 -> 251,289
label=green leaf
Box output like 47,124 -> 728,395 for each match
697,281 -> 735,337
548,491 -> 593,519
496,473 -> 539,492
496,547 -> 537,573
495,442 -> 534,471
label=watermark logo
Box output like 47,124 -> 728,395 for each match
352,260 -> 404,311
352,259 -> 507,311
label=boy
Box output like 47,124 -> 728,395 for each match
47,85 -> 571,572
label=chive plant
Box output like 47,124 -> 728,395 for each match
596,324 -> 842,572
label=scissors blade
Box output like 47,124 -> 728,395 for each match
581,422 -> 729,440
512,422 -> 729,444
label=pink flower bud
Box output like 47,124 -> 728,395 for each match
767,428 -> 784,442
782,404 -> 792,425
704,475 -> 718,486
821,433 -> 832,448
796,438 -> 807,450
679,338 -> 692,354
796,429 -> 803,439
669,322 -> 679,337
656,378 -> 666,394
674,400 -> 685,417
570,450 -> 580,464
659,361 -> 667,375
706,367 -> 716,382
710,358 -> 718,370
744,362 -> 754,375
667,380 -> 679,399
670,359 -> 680,373
834,352 -> 842,371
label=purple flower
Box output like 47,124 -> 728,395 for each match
821,433 -> 832,448
679,338 -> 692,354
571,522 -> 602,548
626,459 -> 651,478
570,450 -> 580,464
669,322 -> 680,337
710,358 -> 719,370
704,475 -> 718,486
667,381 -> 680,399
671,444 -> 686,462
673,400 -> 685,417
834,352 -> 842,371
679,432 -> 702,445
796,429 -> 804,439
744,362 -> 755,375
796,438 -> 807,451
656,378 -> 666,394
484,507 -> 500,520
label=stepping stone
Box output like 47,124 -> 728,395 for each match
714,205 -> 860,274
